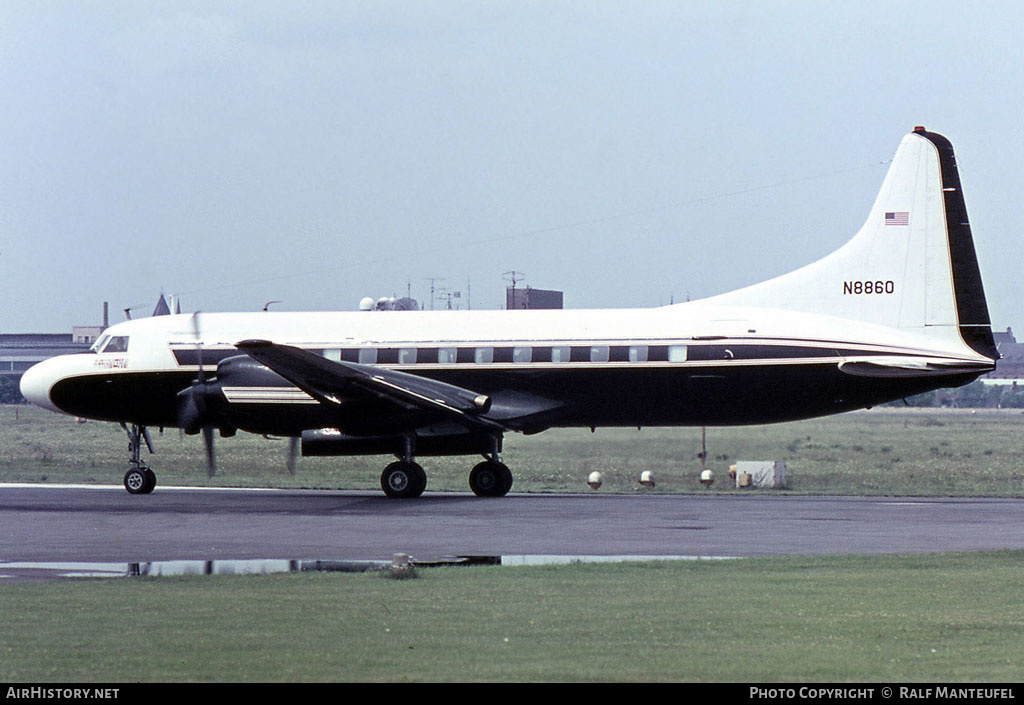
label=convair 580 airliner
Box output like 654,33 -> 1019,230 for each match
21,128 -> 998,497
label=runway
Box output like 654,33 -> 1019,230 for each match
2,484 -> 1024,581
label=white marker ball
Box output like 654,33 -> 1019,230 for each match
587,471 -> 603,489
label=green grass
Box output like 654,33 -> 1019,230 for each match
2,552 -> 1024,682
3,404 -> 1024,496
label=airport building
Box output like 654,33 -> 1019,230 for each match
1,302 -> 115,393
982,327 -> 1024,383
506,286 -> 564,310
0,333 -> 92,382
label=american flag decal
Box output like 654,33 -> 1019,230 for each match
885,211 -> 909,226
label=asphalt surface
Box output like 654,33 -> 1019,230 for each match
2,484 -> 1024,581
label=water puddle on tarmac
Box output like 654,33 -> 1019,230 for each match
0,554 -> 736,581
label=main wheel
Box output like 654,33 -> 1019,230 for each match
469,460 -> 513,497
381,461 -> 426,499
124,467 -> 155,495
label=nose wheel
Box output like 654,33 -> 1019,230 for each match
124,466 -> 156,494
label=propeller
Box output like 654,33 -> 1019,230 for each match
176,312 -> 218,476
264,434 -> 300,474
286,436 -> 299,475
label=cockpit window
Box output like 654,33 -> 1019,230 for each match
101,336 -> 130,353
89,335 -> 110,353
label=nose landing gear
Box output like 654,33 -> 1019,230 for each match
121,423 -> 156,494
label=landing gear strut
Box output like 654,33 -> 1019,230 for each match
380,435 -> 427,499
121,423 -> 156,494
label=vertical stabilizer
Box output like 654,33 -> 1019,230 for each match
703,128 -> 997,360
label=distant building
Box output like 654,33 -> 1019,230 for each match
72,326 -> 103,344
0,334 -> 91,381
983,327 -> 1024,383
1,302 -> 110,386
506,286 -> 563,310
993,327 -> 1016,346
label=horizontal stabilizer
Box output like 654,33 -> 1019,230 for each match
838,356 -> 995,379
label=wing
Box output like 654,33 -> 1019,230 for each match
235,340 -> 506,431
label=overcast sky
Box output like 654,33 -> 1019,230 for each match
3,1 -> 1023,333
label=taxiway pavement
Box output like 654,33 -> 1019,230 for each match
2,485 -> 1023,568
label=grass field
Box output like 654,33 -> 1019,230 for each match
2,404 -> 1023,496
2,552 -> 1024,682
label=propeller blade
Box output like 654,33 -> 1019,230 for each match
191,311 -> 205,383
286,437 -> 299,475
203,426 -> 217,477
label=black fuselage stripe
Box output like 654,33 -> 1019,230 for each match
170,343 -> 937,368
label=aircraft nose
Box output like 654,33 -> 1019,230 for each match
20,357 -> 63,413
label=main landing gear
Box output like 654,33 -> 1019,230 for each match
378,435 -> 513,499
121,423 -> 156,494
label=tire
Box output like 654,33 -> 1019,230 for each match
469,461 -> 513,497
124,468 -> 149,495
381,461 -> 426,499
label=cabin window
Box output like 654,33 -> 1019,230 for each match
609,346 -> 630,362
358,348 -> 377,364
102,336 -> 129,353
648,346 -> 669,362
513,346 -> 532,363
570,347 -> 591,362
551,346 -> 570,363
668,345 -> 688,362
341,349 -> 360,363
323,349 -> 341,362
531,346 -> 552,363
399,348 -> 416,365
493,347 -> 514,363
438,347 -> 457,364
628,345 -> 648,363
377,348 -> 399,364
590,345 -> 610,363
474,347 -> 493,364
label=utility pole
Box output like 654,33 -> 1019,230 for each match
424,277 -> 444,311
503,271 -> 525,309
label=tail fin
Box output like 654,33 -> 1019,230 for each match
704,127 -> 997,360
